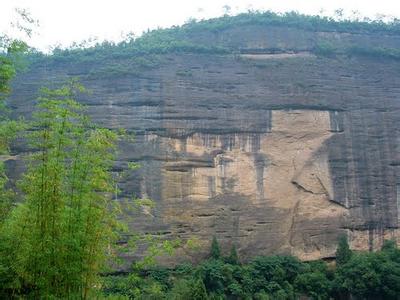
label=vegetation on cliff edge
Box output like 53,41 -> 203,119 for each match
27,10 -> 400,67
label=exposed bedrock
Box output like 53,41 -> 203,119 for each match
7,25 -> 400,263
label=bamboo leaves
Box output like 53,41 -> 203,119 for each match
2,81 -> 122,298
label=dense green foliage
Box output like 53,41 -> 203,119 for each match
179,10 -> 400,35
1,9 -> 34,99
210,236 -> 221,259
335,235 -> 352,265
0,40 -> 28,98
103,237 -> 400,299
0,82 -> 124,298
333,240 -> 400,299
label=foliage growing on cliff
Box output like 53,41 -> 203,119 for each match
178,10 -> 400,35
28,10 -> 400,67
313,42 -> 400,60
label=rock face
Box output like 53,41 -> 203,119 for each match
8,23 -> 400,263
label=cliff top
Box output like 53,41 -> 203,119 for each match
28,11 -> 400,65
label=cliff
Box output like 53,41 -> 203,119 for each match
7,13 -> 400,264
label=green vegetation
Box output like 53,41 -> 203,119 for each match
177,11 -> 400,35
0,12 -> 180,298
335,235 -> 352,265
28,10 -> 400,67
0,40 -> 28,98
0,14 -> 32,228
30,36 -> 229,66
314,42 -> 400,60
1,9 -> 34,99
2,8 -> 400,299
89,55 -> 164,78
0,74 -> 178,297
102,237 -> 400,299
0,81 -> 125,298
210,236 -> 221,259
313,41 -> 337,57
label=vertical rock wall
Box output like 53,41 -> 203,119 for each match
8,24 -> 400,263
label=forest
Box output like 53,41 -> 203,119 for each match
1,9 -> 400,299
100,237 -> 400,300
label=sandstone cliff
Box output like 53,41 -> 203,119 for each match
8,14 -> 400,263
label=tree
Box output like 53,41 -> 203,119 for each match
1,8 -> 36,100
210,236 -> 221,259
295,271 -> 331,299
335,235 -> 352,265
197,258 -> 229,295
333,253 -> 380,298
0,40 -> 27,98
377,252 -> 400,299
0,81 -> 122,298
191,279 -> 208,300
382,239 -> 397,252
226,245 -> 239,265
169,278 -> 208,299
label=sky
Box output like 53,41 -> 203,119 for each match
1,0 -> 400,52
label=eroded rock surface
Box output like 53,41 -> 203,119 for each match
8,24 -> 400,263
